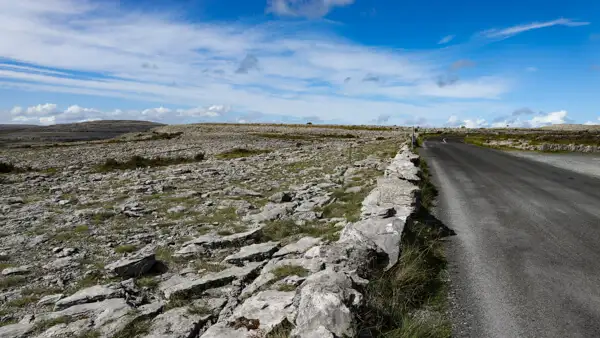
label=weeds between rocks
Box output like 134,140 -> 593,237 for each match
356,151 -> 454,338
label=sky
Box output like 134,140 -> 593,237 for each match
0,0 -> 599,127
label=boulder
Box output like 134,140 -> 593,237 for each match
290,269 -> 361,338
1,265 -> 30,276
105,247 -> 156,278
269,191 -> 294,203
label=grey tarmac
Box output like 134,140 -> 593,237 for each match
420,140 -> 600,338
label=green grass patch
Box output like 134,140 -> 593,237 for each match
0,275 -> 27,289
114,244 -> 137,254
272,265 -> 309,280
95,153 -> 205,172
196,207 -> 238,224
276,284 -> 298,292
216,148 -> 271,159
135,276 -> 159,290
320,188 -> 369,222
5,295 -> 39,308
194,260 -> 227,273
74,225 -> 90,233
112,317 -> 151,338
262,219 -> 341,242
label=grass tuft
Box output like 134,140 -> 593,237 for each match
95,153 -> 205,172
272,265 -> 309,280
114,244 -> 137,254
216,148 -> 271,159
262,219 -> 341,242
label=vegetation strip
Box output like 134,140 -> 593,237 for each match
357,146 -> 453,338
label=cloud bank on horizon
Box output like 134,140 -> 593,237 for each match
0,0 -> 598,127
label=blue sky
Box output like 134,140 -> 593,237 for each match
0,0 -> 599,127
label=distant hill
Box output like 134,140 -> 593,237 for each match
0,124 -> 38,131
0,120 -> 165,147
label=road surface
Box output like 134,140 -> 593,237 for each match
420,140 -> 600,338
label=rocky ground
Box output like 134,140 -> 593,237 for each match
0,124 -> 413,338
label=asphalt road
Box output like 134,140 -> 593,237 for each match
420,140 -> 600,338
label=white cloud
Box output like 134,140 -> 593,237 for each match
481,18 -> 589,39
529,110 -> 568,127
0,0 -> 513,125
438,35 -> 455,44
463,118 -> 488,128
267,0 -> 354,18
7,103 -> 228,125
176,105 -> 230,117
465,110 -> 573,128
23,103 -> 59,116
583,117 -> 600,125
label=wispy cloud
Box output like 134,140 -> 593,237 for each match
438,35 -> 455,45
267,0 -> 354,18
481,18 -> 590,39
0,0 -> 512,125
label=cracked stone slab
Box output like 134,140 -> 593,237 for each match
54,284 -> 124,310
176,229 -> 262,257
160,262 -> 263,300
223,241 -> 280,266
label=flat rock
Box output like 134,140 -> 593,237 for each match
273,237 -> 321,258
37,298 -> 130,325
0,322 -> 34,338
105,247 -> 156,278
200,323 -> 248,338
54,284 -> 124,310
144,307 -> 209,338
223,241 -> 280,266
33,318 -> 91,338
43,257 -> 80,271
227,187 -> 262,197
179,228 -> 262,253
1,265 -> 30,276
232,290 -> 296,333
98,302 -> 164,337
242,202 -> 296,223
37,294 -> 63,307
160,262 -> 263,300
